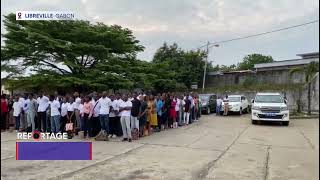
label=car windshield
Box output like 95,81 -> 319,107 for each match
228,97 -> 241,102
199,95 -> 209,101
255,95 -> 283,103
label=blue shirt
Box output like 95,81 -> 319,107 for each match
156,100 -> 163,116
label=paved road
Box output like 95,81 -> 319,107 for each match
1,114 -> 319,180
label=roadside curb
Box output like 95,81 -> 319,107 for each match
290,116 -> 319,119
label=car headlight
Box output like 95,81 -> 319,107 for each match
252,105 -> 260,110
280,106 -> 288,111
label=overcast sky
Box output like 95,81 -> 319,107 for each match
1,0 -> 319,68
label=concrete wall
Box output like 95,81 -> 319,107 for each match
212,74 -> 319,112
205,70 -> 305,87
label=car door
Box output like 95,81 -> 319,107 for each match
242,96 -> 248,109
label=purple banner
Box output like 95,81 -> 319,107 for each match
16,142 -> 92,160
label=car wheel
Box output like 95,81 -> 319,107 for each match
252,120 -> 257,124
282,121 -> 289,126
220,111 -> 223,115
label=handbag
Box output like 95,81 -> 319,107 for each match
65,119 -> 73,131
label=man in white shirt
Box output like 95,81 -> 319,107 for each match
13,96 -> 22,132
49,95 -> 61,133
27,94 -> 38,132
60,97 -> 69,132
98,91 -> 112,135
119,94 -> 132,142
109,94 -> 119,138
73,92 -> 82,131
37,93 -> 50,132
116,93 -> 124,136
90,94 -> 101,137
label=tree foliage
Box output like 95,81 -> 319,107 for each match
237,54 -> 273,70
1,13 -> 146,92
153,43 -> 207,88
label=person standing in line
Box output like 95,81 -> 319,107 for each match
13,96 -> 22,132
37,93 -> 49,132
49,95 -> 61,134
223,95 -> 229,116
81,96 -> 93,138
216,97 -> 223,116
115,93 -> 123,137
156,95 -> 163,131
1,94 -> 8,131
139,95 -> 148,137
26,94 -> 37,132
131,92 -> 141,131
67,97 -> 75,135
90,94 -> 101,137
183,97 -> 191,126
169,95 -> 177,128
119,94 -> 132,142
188,93 -> 195,124
148,95 -> 158,131
109,94 -> 118,138
8,96 -> 14,130
73,92 -> 82,133
98,91 -> 112,136
19,94 -> 27,131
194,95 -> 199,120
60,97 -> 69,132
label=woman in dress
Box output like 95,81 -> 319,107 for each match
147,95 -> 157,133
169,95 -> 177,128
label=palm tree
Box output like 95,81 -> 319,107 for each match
289,61 -> 319,115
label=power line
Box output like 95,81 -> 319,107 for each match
195,19 -> 319,50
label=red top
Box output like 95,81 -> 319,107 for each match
1,99 -> 8,113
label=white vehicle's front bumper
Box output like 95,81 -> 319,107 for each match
251,110 -> 289,121
220,106 -> 241,112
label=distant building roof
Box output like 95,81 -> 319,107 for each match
254,57 -> 319,69
296,52 -> 319,59
207,70 -> 255,76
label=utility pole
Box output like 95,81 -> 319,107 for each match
202,41 -> 210,92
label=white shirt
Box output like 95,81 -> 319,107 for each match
120,100 -> 132,117
116,99 -> 124,116
23,99 -> 30,112
37,96 -> 50,112
79,104 -> 84,114
175,99 -> 181,111
109,100 -> 119,117
67,102 -> 75,112
13,101 -> 22,117
50,100 -> 61,116
74,97 -> 81,110
98,97 -> 112,115
128,97 -> 134,102
216,99 -> 223,106
61,102 -> 69,117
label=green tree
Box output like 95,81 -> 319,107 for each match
1,13 -> 144,92
152,43 -> 207,89
238,54 -> 273,70
289,61 -> 319,115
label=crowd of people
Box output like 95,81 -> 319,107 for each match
0,91 -> 203,142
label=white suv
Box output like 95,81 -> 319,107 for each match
251,92 -> 289,126
221,95 -> 250,115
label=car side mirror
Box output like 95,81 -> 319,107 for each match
251,99 -> 254,103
